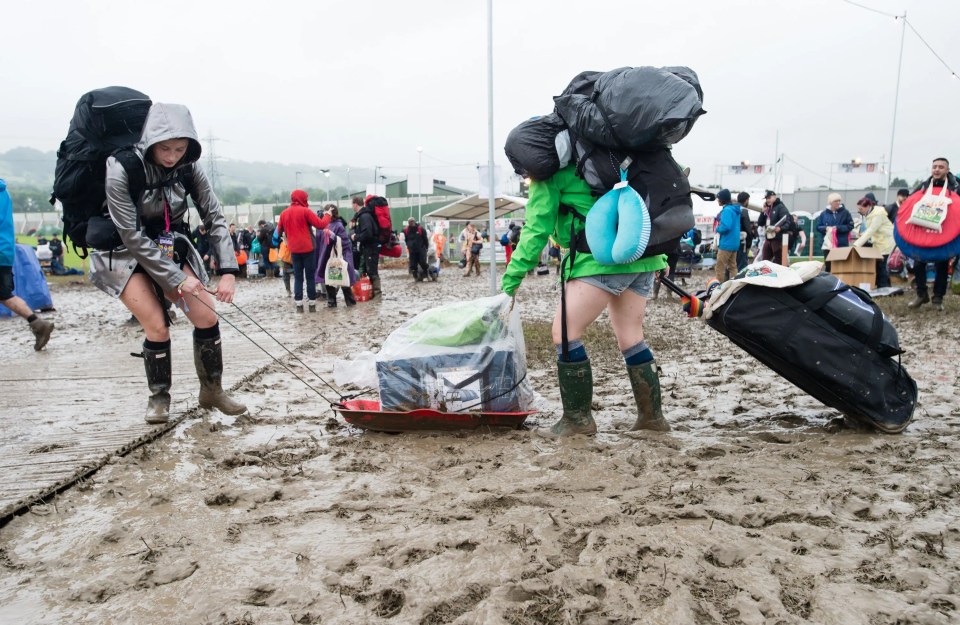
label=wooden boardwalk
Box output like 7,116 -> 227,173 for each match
0,281 -> 320,523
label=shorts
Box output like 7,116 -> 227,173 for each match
0,266 -> 14,300
575,271 -> 656,298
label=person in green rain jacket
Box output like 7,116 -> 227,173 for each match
501,165 -> 669,436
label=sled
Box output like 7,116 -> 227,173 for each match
333,399 -> 535,432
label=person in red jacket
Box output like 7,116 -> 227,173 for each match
276,189 -> 326,312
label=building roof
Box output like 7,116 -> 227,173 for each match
423,194 -> 527,221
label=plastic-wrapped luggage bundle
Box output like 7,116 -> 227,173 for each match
375,294 -> 535,413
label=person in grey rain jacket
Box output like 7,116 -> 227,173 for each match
91,103 -> 246,424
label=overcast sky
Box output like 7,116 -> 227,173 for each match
3,0 -> 958,192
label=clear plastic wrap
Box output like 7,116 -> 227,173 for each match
375,293 -> 535,412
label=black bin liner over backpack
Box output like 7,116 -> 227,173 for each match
553,66 -> 705,149
52,86 -> 152,255
504,113 -> 566,181
706,274 -> 917,433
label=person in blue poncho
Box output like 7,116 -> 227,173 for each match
0,179 -> 54,350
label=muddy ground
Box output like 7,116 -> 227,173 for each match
1,262 -> 959,625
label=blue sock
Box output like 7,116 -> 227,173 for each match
623,340 -> 653,366
556,340 -> 588,363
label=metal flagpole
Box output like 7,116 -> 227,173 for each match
885,11 -> 907,205
486,0 -> 497,295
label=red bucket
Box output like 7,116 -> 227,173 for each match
352,276 -> 373,302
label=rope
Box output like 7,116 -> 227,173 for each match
189,290 -> 349,406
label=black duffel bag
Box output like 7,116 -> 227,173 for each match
706,273 -> 917,433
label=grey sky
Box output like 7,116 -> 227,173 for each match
2,0 -> 958,192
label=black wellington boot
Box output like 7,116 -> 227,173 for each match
548,359 -> 596,436
194,336 -> 247,415
627,360 -> 670,432
142,344 -> 172,424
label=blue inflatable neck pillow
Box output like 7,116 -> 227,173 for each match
585,170 -> 652,265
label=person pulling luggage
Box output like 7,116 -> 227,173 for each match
90,103 -> 246,424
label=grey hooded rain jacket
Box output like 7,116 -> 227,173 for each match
90,103 -> 237,298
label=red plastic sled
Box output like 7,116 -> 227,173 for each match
334,399 -> 535,432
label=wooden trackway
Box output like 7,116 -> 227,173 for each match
0,280 -> 325,524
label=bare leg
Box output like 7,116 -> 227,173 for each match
1,294 -> 34,320
162,266 -> 219,331
120,273 -> 170,342
606,289 -> 649,350
550,279 -> 614,345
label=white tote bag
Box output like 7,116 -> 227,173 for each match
907,182 -> 952,232
324,237 -> 350,287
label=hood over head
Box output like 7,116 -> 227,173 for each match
137,103 -> 202,167
290,189 -> 309,207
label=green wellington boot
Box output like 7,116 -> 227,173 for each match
626,360 -> 670,432
549,359 -> 597,436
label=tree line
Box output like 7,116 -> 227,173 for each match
5,183 -> 353,212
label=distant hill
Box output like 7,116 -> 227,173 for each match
0,147 -> 372,196
0,148 -> 55,187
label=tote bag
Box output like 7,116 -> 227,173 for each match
324,237 -> 350,287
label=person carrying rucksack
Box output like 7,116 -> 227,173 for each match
89,102 -> 246,424
353,196 -> 383,298
501,165 -> 669,436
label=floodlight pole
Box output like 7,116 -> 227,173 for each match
417,147 -> 423,222
486,0 -> 497,295
885,11 -> 906,204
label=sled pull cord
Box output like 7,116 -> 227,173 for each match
192,290 -> 348,410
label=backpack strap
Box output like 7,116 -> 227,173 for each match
112,148 -> 145,231
114,149 -> 197,232
558,202 -> 589,361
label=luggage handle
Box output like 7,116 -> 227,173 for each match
804,284 -> 884,350
689,185 -> 717,202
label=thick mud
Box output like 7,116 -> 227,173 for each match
1,263 -> 959,625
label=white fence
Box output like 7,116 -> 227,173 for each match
14,194 -> 468,235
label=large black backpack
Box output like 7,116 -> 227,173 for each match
51,87 -> 195,257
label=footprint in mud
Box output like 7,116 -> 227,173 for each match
703,543 -> 747,568
242,584 -> 276,606
356,588 -> 404,619
689,446 -> 727,460
688,575 -> 741,624
421,585 -> 489,625
558,529 -> 589,565
135,560 -> 200,589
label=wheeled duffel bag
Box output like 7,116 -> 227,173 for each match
705,273 -> 917,433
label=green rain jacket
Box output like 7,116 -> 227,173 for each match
501,166 -> 667,296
